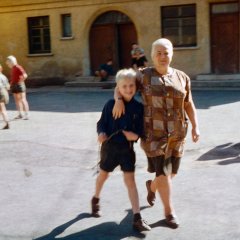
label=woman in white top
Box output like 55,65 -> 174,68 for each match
0,64 -> 10,129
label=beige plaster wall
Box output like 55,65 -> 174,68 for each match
0,0 -> 227,81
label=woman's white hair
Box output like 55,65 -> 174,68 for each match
115,68 -> 137,85
6,55 -> 17,65
151,38 -> 173,59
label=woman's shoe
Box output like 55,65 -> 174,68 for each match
165,214 -> 179,229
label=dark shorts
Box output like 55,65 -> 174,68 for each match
11,82 -> 26,94
147,155 -> 181,176
0,88 -> 9,104
100,140 -> 136,172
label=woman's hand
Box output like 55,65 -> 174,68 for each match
122,130 -> 138,141
192,127 -> 200,143
112,99 -> 125,119
98,133 -> 108,144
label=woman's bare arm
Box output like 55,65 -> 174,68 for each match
112,87 -> 125,119
185,100 -> 200,143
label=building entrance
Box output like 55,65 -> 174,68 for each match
89,11 -> 137,74
210,2 -> 239,73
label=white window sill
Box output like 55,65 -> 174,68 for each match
27,53 -> 53,57
60,36 -> 74,40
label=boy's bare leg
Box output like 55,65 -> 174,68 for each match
21,92 -> 29,112
13,93 -> 23,117
123,172 -> 140,214
94,169 -> 109,198
91,169 -> 109,217
124,172 -> 151,231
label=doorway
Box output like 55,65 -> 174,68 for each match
210,2 -> 239,73
89,11 -> 137,75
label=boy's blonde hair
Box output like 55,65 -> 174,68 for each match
115,68 -> 137,85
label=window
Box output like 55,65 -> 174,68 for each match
28,16 -> 51,54
211,2 -> 239,14
61,14 -> 72,38
161,4 -> 196,47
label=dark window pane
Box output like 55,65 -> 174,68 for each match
162,7 -> 179,18
62,14 -> 72,37
163,28 -> 179,36
182,26 -> 196,35
161,4 -> 197,47
181,5 -> 196,17
93,11 -> 131,25
43,28 -> 50,36
31,29 -> 41,36
28,16 -> 51,54
29,18 -> 41,27
182,18 -> 196,26
163,19 -> 179,27
32,37 -> 41,44
42,16 -> 49,26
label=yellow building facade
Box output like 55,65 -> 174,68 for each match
0,0 -> 239,84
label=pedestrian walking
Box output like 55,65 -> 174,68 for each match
0,64 -> 10,129
113,38 -> 200,229
91,68 -> 151,232
6,55 -> 29,120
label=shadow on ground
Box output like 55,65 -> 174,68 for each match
197,142 -> 240,165
33,210 -> 148,240
5,90 -> 240,113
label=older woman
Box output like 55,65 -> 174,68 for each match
113,38 -> 200,228
0,64 -> 10,129
6,55 -> 29,120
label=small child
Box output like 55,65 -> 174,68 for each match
0,64 -> 10,129
91,68 -> 151,232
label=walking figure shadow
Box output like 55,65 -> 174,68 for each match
197,142 -> 240,165
33,209 -> 147,240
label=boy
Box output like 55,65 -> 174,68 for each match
91,68 -> 151,232
6,55 -> 29,120
95,59 -> 114,82
0,64 -> 10,129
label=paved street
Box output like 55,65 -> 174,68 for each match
0,87 -> 240,240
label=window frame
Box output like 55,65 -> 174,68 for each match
61,13 -> 73,38
161,4 -> 197,48
27,16 -> 51,54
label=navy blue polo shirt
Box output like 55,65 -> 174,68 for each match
97,98 -> 144,143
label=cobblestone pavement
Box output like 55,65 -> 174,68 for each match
0,87 -> 240,240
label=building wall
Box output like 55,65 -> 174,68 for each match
0,0 -> 233,83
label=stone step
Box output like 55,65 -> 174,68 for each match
196,74 -> 240,81
65,76 -> 240,89
191,79 -> 240,88
65,80 -> 116,88
74,76 -> 115,82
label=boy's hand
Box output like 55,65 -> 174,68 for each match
98,133 -> 108,144
122,130 -> 138,141
112,99 -> 125,119
192,127 -> 200,143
